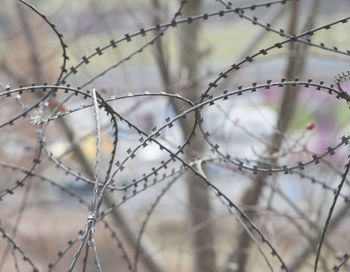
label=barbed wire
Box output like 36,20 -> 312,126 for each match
0,0 -> 349,271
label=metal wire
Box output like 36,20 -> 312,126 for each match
0,0 -> 349,271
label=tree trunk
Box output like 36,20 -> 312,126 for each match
223,2 -> 301,271
179,1 -> 216,272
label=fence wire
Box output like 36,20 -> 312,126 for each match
0,0 -> 350,271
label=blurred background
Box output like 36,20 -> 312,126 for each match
0,0 -> 350,271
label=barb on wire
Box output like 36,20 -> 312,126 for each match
17,0 -> 69,83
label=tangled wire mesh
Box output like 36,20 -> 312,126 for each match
0,0 -> 350,271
